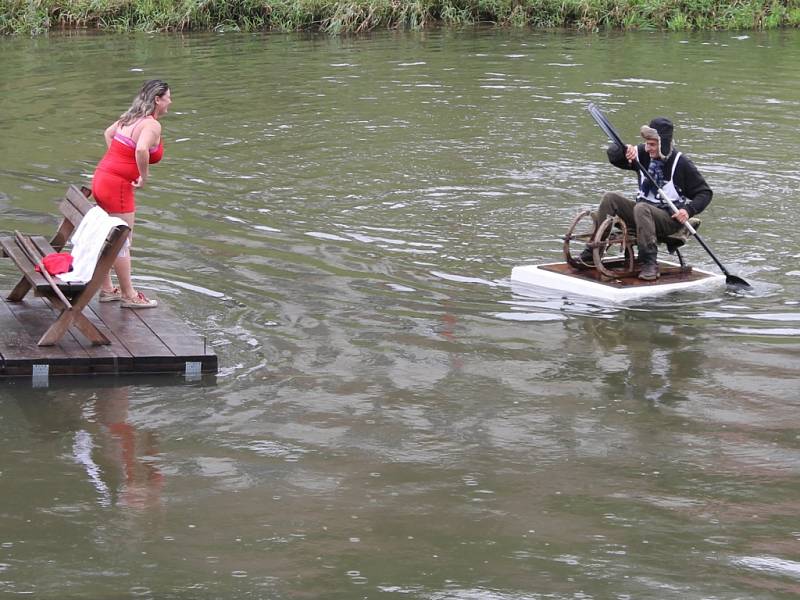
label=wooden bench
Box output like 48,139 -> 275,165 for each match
0,185 -> 130,346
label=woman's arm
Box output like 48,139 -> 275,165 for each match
103,121 -> 118,148
133,121 -> 161,188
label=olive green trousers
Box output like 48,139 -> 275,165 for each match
597,192 -> 683,253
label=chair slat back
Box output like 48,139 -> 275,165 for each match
51,185 -> 95,251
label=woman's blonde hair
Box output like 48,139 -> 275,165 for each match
118,80 -> 170,126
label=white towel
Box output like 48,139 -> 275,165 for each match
59,206 -> 128,283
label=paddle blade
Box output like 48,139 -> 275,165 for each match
726,274 -> 751,289
587,103 -> 625,150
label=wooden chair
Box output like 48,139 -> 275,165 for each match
0,185 -> 130,346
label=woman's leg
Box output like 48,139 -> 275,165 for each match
107,212 -> 156,307
108,212 -> 136,297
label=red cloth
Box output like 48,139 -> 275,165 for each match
35,252 -> 73,275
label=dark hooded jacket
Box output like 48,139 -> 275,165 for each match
606,144 -> 713,217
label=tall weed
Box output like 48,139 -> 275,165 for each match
2,0 -> 800,34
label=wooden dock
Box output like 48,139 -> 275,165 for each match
0,292 -> 217,382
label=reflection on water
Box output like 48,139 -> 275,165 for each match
1,28 -> 799,599
19,386 -> 165,511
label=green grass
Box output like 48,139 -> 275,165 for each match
1,0 -> 799,34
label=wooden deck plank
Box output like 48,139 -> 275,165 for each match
124,299 -> 214,359
45,299 -> 138,373
90,299 -> 176,358
0,298 -> 53,363
19,297 -> 130,375
2,298 -> 89,361
0,297 -> 101,377
80,302 -> 134,359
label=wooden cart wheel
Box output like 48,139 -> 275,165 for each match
563,209 -> 596,268
592,215 -> 636,278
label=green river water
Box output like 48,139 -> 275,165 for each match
0,28 -> 799,599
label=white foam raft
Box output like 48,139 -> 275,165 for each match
511,260 -> 726,302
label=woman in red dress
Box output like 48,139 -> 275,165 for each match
92,80 -> 171,308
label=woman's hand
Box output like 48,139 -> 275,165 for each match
132,176 -> 146,189
625,144 -> 638,163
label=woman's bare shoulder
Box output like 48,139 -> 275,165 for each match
139,118 -> 162,139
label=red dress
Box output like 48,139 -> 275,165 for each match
92,117 -> 163,213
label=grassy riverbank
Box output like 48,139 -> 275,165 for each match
2,0 -> 800,34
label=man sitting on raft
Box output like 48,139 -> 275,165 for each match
579,117 -> 713,280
